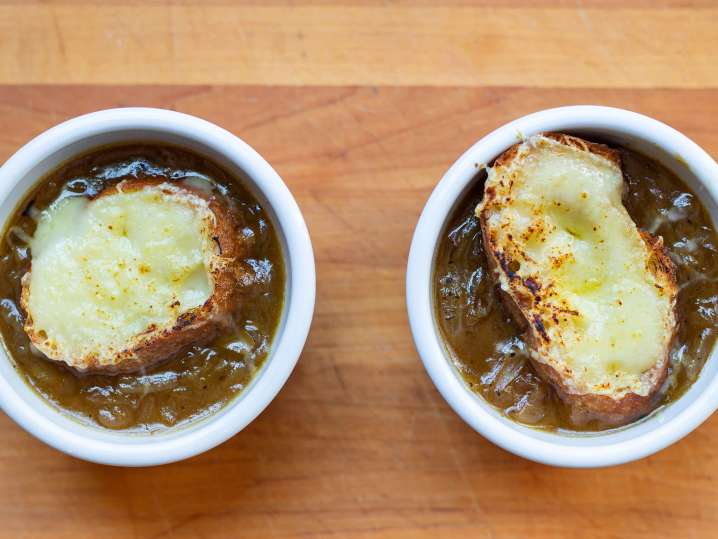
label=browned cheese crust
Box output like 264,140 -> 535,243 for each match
478,133 -> 678,427
21,179 -> 246,375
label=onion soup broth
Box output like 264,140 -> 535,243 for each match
0,144 -> 285,431
434,146 -> 718,431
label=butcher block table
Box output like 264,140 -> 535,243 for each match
2,1 -> 718,538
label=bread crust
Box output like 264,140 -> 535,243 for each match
21,179 -> 245,375
478,133 -> 678,427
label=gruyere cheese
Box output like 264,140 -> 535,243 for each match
25,182 -> 216,367
477,135 -> 676,398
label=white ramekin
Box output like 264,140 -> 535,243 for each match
407,105 -> 718,467
0,108 -> 315,466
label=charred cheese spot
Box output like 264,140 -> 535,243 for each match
477,134 -> 676,399
24,183 -> 217,369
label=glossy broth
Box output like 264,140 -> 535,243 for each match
0,144 -> 285,431
434,147 -> 718,431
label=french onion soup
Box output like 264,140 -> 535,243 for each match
0,144 -> 285,431
434,133 -> 718,431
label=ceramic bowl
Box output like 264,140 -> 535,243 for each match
0,108 -> 315,466
406,105 -> 718,467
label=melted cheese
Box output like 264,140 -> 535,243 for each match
26,183 -> 215,365
479,135 -> 675,396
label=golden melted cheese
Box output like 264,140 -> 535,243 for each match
478,135 -> 676,397
26,183 -> 216,366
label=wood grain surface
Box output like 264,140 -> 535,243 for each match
1,2 -> 718,538
1,3 -> 717,87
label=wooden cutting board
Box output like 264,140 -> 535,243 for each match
1,2 -> 718,538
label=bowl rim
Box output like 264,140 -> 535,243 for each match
406,105 -> 718,467
0,107 -> 316,466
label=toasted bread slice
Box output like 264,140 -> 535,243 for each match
477,133 -> 678,426
21,180 -> 244,374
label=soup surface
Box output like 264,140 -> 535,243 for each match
0,144 -> 285,431
434,146 -> 718,431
